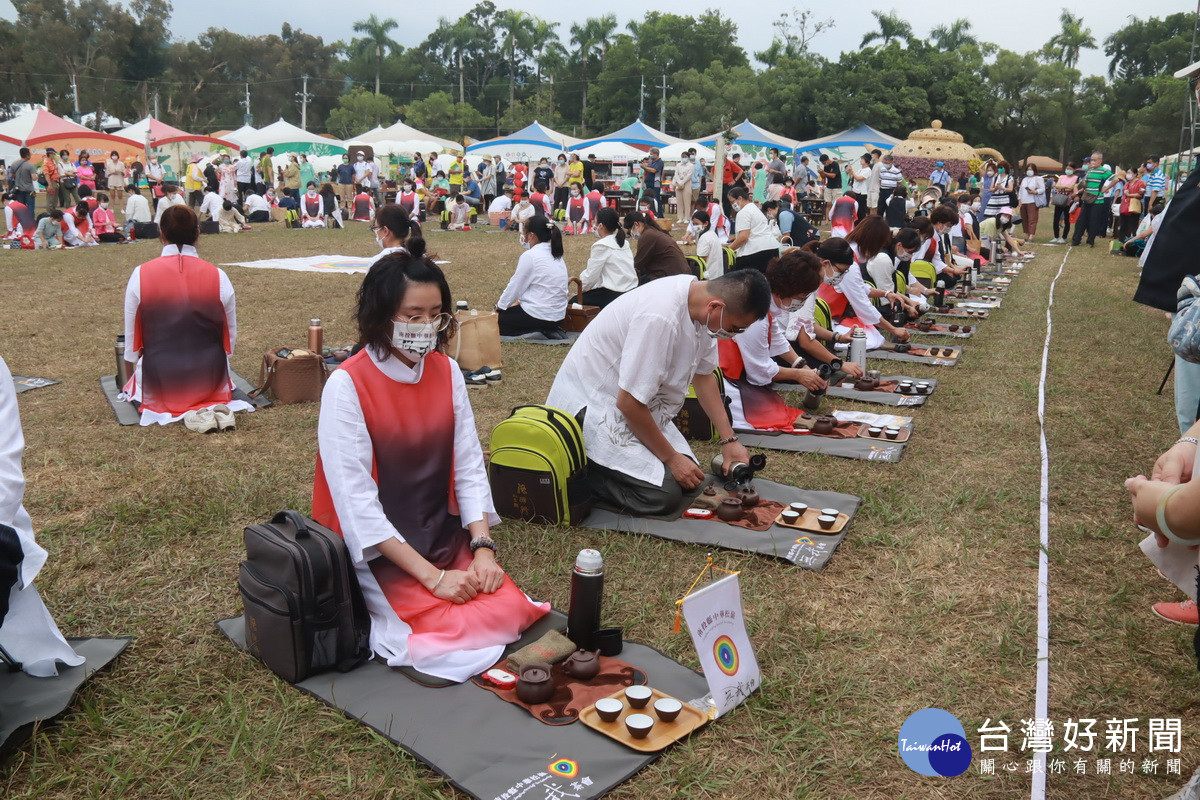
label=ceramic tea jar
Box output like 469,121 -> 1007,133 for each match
516,662 -> 555,704
715,497 -> 744,522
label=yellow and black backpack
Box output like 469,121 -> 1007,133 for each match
488,405 -> 592,526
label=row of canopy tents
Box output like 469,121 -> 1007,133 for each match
463,118 -> 901,164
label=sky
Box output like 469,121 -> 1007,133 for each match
1,0 -> 1192,80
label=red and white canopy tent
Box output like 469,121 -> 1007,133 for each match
0,108 -> 142,162
116,117 -> 239,178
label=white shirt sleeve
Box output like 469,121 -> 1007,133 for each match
448,366 -> 500,528
218,269 -> 237,353
497,250 -> 536,309
619,313 -> 681,405
123,267 -> 141,361
316,370 -> 407,564
734,316 -> 785,385
579,242 -> 607,291
839,267 -> 882,326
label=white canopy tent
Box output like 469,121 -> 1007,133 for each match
659,142 -> 715,162
222,125 -> 258,146
237,119 -> 347,156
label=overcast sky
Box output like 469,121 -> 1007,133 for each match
1,1 -> 1190,80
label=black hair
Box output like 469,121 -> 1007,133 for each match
761,200 -> 779,213
804,237 -> 854,266
77,185 -> 92,198
707,269 -> 771,319
97,192 -> 109,203
126,184 -> 140,195
525,215 -> 563,258
159,205 -> 200,246
49,209 -> 63,219
375,203 -> 425,252
623,210 -> 648,231
894,228 -> 921,252
929,206 -> 958,226
73,201 -> 89,218
19,147 -> 30,159
727,186 -> 749,202
765,249 -> 822,298
162,182 -> 178,193
1151,201 -> 1166,215
691,209 -> 710,233
239,150 -> 248,158
355,251 -> 457,360
1,193 -> 11,202
306,181 -> 317,190
222,199 -> 233,211
845,216 -> 892,259
595,206 -> 624,246
910,217 -> 934,237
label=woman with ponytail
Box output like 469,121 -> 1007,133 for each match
577,206 -> 636,307
495,215 -> 570,338
369,203 -> 424,266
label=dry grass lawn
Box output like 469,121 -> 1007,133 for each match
0,213 -> 1195,799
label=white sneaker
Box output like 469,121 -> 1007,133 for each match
183,408 -> 219,433
212,404 -> 236,431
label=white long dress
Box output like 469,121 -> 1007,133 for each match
0,356 -> 85,677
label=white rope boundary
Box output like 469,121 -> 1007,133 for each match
1032,247 -> 1071,799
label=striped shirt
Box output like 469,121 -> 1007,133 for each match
879,164 -> 904,190
1145,168 -> 1167,197
1081,166 -> 1113,203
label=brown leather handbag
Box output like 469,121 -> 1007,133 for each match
560,277 -> 600,333
249,347 -> 327,404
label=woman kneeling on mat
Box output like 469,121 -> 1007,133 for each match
576,206 -> 636,308
121,205 -> 251,429
495,215 -> 569,338
314,248 -> 549,682
720,249 -> 833,429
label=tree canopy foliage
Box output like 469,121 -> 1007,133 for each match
0,1 -> 1192,165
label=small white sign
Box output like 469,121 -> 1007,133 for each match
681,573 -> 760,717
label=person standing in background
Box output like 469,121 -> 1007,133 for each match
582,153 -> 597,191
335,153 -> 355,212
818,154 -> 841,207
1144,155 -> 1167,210
11,148 -> 38,218
766,148 -> 786,202
877,153 -> 903,216
478,155 -> 496,212
673,152 -> 694,227
866,149 -> 883,216
643,147 -> 664,218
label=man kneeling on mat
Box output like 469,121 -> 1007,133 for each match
546,270 -> 770,515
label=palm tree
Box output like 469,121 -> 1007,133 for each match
498,10 -> 532,114
571,17 -> 613,134
529,20 -> 560,84
859,10 -> 914,48
352,14 -> 399,95
1044,10 -> 1096,70
592,14 -> 618,67
931,19 -> 977,50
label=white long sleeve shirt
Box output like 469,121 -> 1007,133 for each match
124,193 -> 151,223
496,241 -> 569,322
579,234 -> 637,293
199,191 -> 223,220
154,193 -> 186,224
317,349 -> 498,566
696,229 -> 724,278
732,301 -> 790,386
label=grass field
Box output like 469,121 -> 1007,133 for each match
0,215 -> 1195,799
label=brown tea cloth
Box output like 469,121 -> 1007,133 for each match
713,500 -> 787,532
848,380 -> 899,394
793,417 -> 863,439
506,628 -> 578,669
471,655 -> 646,725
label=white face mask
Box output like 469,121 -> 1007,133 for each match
971,201 -> 981,211
391,320 -> 439,361
375,232 -> 386,248
999,215 -> 1012,225
781,296 -> 807,312
357,156 -> 364,161
1026,170 -> 1034,176
101,202 -> 109,209
986,170 -> 995,177
1126,174 -> 1134,181
823,266 -> 846,287
704,306 -> 737,340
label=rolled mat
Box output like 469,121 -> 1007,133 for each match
216,611 -> 710,800
577,477 -> 862,570
12,376 -> 60,393
733,427 -> 909,463
0,637 -> 130,757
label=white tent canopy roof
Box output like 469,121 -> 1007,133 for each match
223,125 -> 258,145
237,118 -> 346,151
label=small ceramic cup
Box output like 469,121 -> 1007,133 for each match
624,685 -> 652,709
789,502 -> 808,513
595,697 -> 623,723
821,508 -> 839,517
867,427 -> 882,437
625,713 -> 654,739
817,514 -> 837,530
884,427 -> 900,440
897,382 -> 912,393
653,698 -> 682,723
781,510 -> 801,525
916,383 -> 930,394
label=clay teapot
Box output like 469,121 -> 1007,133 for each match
854,377 -> 879,392
917,318 -> 934,332
811,415 -> 837,435
737,486 -> 760,508
562,649 -> 602,680
715,497 -> 744,522
515,662 -> 555,704
893,343 -> 911,353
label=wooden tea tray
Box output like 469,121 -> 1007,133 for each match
911,346 -> 959,360
857,425 -> 911,443
772,507 -> 851,535
579,687 -> 707,753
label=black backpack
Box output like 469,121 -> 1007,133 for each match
238,510 -> 370,683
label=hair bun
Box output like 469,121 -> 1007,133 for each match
407,235 -> 427,259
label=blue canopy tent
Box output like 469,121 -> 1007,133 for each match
571,120 -> 685,151
793,124 -> 902,162
697,119 -> 802,158
465,121 -> 581,163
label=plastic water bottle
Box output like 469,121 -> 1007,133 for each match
849,326 -> 867,369
114,334 -> 129,387
567,549 -> 604,650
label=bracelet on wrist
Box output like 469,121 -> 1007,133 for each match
718,435 -> 739,446
1174,437 -> 1199,449
470,536 -> 497,556
432,569 -> 446,591
1156,484 -> 1193,545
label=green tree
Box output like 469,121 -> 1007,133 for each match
860,10 -> 914,48
325,88 -> 397,139
497,10 -> 532,113
667,62 -> 763,138
1104,12 -> 1192,81
1042,9 -> 1096,70
570,16 -> 616,133
351,14 -> 399,95
755,9 -> 835,67
403,90 -> 490,142
930,19 -> 976,51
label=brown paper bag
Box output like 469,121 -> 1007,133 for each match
443,310 -> 502,372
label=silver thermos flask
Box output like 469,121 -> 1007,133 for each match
115,334 -> 130,387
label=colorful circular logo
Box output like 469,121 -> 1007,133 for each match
795,536 -> 816,546
548,758 -> 578,778
713,635 -> 739,676
898,708 -> 973,777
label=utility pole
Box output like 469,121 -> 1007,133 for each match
638,75 -> 645,121
70,73 -> 80,121
153,90 -> 160,120
656,73 -> 669,133
458,52 -> 465,105
43,84 -> 50,110
242,83 -> 252,127
297,75 -> 312,131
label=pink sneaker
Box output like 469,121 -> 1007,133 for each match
1152,599 -> 1199,625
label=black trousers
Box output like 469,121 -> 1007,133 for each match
247,210 -> 270,222
877,188 -> 893,216
1071,203 -> 1108,245
734,249 -> 776,273
1117,213 -> 1140,240
236,181 -> 253,204
1053,204 -> 1071,239
581,287 -> 624,307
497,305 -> 561,336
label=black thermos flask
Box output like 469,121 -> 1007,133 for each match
567,548 -> 604,649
